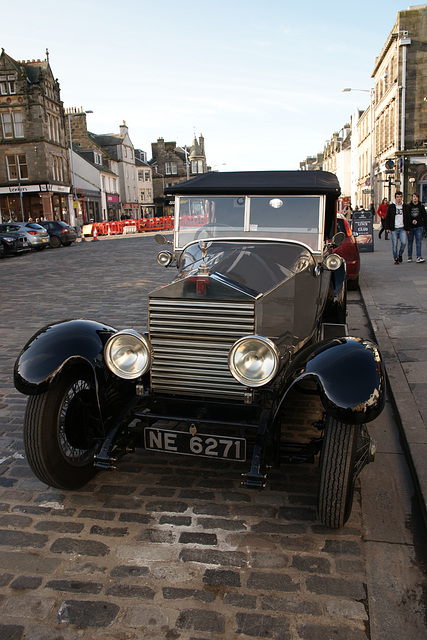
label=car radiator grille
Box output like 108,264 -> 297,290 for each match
149,299 -> 255,399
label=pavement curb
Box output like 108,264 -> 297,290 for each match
359,269 -> 427,529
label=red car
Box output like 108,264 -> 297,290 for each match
333,214 -> 360,290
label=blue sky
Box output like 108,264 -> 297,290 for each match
2,0 -> 409,170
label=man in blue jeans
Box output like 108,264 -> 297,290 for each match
406,193 -> 427,263
385,191 -> 409,265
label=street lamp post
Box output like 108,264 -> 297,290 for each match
182,146 -> 190,180
343,88 -> 375,210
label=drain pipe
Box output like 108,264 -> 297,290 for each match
399,33 -> 411,190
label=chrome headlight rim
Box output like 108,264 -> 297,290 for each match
104,329 -> 152,380
157,250 -> 173,266
228,335 -> 279,388
324,253 -> 343,271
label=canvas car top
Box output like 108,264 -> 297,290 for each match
166,170 -> 341,196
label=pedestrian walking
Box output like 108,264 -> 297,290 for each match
385,191 -> 409,265
405,193 -> 427,263
343,202 -> 353,221
377,198 -> 389,239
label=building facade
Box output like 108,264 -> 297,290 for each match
301,5 -> 427,208
150,135 -> 207,216
0,49 -> 71,223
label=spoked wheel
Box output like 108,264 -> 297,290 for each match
24,368 -> 102,489
317,415 -> 374,528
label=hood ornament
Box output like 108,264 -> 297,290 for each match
198,240 -> 212,275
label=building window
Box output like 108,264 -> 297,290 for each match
0,75 -> 16,95
48,113 -> 61,142
144,171 -> 150,181
52,155 -> 64,182
6,154 -> 28,180
1,110 -> 24,138
165,162 -> 177,175
138,170 -> 144,180
140,190 -> 145,202
191,160 -> 204,174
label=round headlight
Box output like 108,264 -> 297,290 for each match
228,335 -> 279,387
104,330 -> 151,379
324,253 -> 343,271
157,251 -> 172,267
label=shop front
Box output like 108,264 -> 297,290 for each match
122,202 -> 140,220
0,183 -> 71,223
106,194 -> 120,221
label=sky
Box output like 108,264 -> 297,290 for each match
2,0 -> 411,171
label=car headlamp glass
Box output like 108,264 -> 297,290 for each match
157,251 -> 173,266
228,335 -> 279,387
105,330 -> 151,379
324,253 -> 342,270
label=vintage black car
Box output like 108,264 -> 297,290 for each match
14,171 -> 385,528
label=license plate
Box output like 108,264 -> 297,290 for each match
144,427 -> 246,461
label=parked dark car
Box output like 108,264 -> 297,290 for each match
0,222 -> 49,250
38,220 -> 77,248
14,171 -> 385,528
331,213 -> 360,290
0,232 -> 29,257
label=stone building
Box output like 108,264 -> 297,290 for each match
67,112 -> 141,220
301,5 -> 427,208
135,154 -> 154,218
323,126 -> 352,205
94,123 -> 139,218
372,5 -> 427,203
0,49 -> 71,223
66,108 -> 120,222
150,135 -> 207,217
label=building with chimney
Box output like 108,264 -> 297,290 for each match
150,134 -> 207,217
0,49 -> 71,223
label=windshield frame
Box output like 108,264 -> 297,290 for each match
174,194 -> 326,253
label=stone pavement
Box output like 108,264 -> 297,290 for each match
358,227 -> 427,528
0,233 -> 425,639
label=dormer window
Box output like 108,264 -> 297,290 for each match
0,75 -> 16,95
94,152 -> 102,165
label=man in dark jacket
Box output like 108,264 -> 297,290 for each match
385,191 -> 410,265
405,193 -> 427,263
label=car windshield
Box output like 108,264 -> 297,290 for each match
176,195 -> 324,252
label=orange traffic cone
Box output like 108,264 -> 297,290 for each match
93,226 -> 99,241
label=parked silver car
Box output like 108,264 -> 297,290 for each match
0,222 -> 50,250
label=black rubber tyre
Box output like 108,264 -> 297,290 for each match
34,246 -> 45,251
347,275 -> 359,291
23,368 -> 101,489
50,235 -> 61,248
317,416 -> 359,528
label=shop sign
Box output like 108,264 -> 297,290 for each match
0,184 -> 41,194
107,194 -> 119,203
353,210 -> 374,252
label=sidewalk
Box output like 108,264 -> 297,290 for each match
359,226 -> 427,527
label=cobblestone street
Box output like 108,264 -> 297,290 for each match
0,236 -> 424,640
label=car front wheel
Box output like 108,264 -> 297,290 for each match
23,368 -> 101,489
317,416 -> 360,528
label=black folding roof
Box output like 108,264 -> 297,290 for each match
166,171 -> 341,197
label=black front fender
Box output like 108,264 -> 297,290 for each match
14,319 -> 117,396
281,337 -> 385,424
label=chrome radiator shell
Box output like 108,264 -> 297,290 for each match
149,299 -> 255,398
